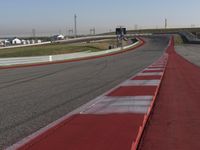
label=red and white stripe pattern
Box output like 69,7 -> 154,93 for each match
81,54 -> 168,115
7,54 -> 168,150
79,54 -> 168,149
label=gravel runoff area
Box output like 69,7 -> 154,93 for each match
0,36 -> 168,149
175,44 -> 200,67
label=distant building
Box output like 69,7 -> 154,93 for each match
51,34 -> 65,41
9,37 -> 22,45
0,39 -> 11,46
30,40 -> 35,44
0,41 -> 4,47
37,40 -> 42,43
21,40 -> 26,45
26,40 -> 31,45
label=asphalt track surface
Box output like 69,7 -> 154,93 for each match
0,36 -> 168,149
175,44 -> 200,67
140,38 -> 200,149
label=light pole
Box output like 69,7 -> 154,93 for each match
68,29 -> 73,37
74,14 -> 77,38
32,29 -> 36,38
165,18 -> 167,29
90,28 -> 95,35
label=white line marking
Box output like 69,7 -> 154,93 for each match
97,96 -> 153,101
148,66 -> 165,68
138,72 -> 163,76
49,56 -> 52,62
145,68 -> 164,71
83,105 -> 149,114
82,96 -> 153,114
121,80 -> 160,86
150,66 -> 165,68
150,64 -> 163,66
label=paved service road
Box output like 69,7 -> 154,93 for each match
0,36 -> 168,149
175,44 -> 200,67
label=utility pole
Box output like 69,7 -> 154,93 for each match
68,29 -> 73,37
165,18 -> 167,29
134,24 -> 138,34
90,29 -> 92,35
90,28 -> 95,35
32,29 -> 36,38
74,14 -> 77,38
66,26 -> 68,37
93,27 -> 95,35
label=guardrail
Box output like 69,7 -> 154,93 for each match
179,32 -> 200,44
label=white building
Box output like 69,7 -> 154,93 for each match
26,40 -> 31,44
21,40 -> 26,45
9,37 -> 22,45
0,41 -> 4,47
0,39 -> 11,46
52,34 -> 65,41
31,40 -> 35,44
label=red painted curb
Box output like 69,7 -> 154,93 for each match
131,38 -> 171,150
107,86 -> 157,96
17,114 -> 144,150
140,36 -> 200,149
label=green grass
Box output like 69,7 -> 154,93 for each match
174,34 -> 184,45
0,40 -> 120,58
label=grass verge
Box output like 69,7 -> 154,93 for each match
0,40 -> 127,58
174,34 -> 184,45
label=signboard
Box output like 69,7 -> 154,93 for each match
115,27 -> 127,49
116,28 -> 127,35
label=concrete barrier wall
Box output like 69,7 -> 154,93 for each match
0,41 -> 139,66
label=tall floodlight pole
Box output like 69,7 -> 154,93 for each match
90,29 -> 92,35
66,26 -> 68,37
74,14 -> 77,38
165,18 -> 167,29
68,29 -> 73,37
32,29 -> 36,38
93,27 -> 96,35
90,28 -> 96,35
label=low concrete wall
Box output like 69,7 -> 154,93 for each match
0,41 -> 140,66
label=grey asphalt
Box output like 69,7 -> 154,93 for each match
0,36 -> 168,149
175,44 -> 200,67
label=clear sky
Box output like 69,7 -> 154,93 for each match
0,0 -> 200,37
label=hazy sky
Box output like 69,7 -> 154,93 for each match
0,0 -> 200,37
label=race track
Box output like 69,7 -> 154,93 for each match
139,37 -> 200,150
0,36 -> 168,149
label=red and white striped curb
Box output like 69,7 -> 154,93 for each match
131,53 -> 168,150
6,54 -> 169,150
